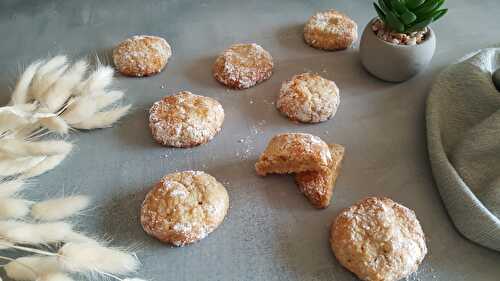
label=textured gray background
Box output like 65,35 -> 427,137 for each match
1,0 -> 499,280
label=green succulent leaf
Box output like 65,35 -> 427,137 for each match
416,5 -> 447,22
386,10 -> 405,32
382,0 -> 393,10
373,0 -> 446,33
390,0 -> 406,14
407,17 -> 433,32
407,0 -> 426,9
432,8 -> 448,21
415,0 -> 445,16
374,3 -> 386,21
400,11 -> 417,24
378,0 -> 391,14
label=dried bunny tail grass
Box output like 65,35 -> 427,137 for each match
62,231 -> 99,244
0,139 -> 72,178
0,179 -> 26,197
30,56 -> 69,102
0,105 -> 38,134
0,197 -> 32,219
37,273 -> 75,281
0,155 -> 46,177
76,65 -> 114,96
18,152 -> 70,179
58,243 -> 140,275
31,195 -> 90,221
10,60 -> 44,105
0,221 -> 73,244
72,105 -> 131,130
0,140 -> 72,157
41,60 -> 88,112
60,96 -> 97,125
94,91 -> 125,111
0,240 -> 14,249
4,256 -> 59,281
39,116 -> 69,135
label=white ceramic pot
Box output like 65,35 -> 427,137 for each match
360,18 -> 436,82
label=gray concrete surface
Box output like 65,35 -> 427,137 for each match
0,0 -> 499,280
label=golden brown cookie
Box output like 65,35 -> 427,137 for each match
295,143 -> 344,208
213,43 -> 274,89
149,91 -> 224,148
255,133 -> 332,176
277,73 -> 340,123
140,171 -> 229,247
304,10 -> 358,50
113,35 -> 172,77
330,197 -> 427,281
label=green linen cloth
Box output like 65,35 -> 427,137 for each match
426,47 -> 500,252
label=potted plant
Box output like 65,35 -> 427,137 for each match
360,0 -> 448,82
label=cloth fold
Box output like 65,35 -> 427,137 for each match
426,47 -> 500,252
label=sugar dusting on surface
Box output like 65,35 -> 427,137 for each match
235,120 -> 267,161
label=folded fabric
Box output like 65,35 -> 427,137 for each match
426,47 -> 500,251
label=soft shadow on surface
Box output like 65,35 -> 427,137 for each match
114,107 -> 162,150
98,188 -> 148,243
184,55 -> 220,88
275,23 -> 312,53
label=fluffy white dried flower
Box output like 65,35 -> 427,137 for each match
0,56 -> 139,281
0,180 -> 26,198
0,221 -> 73,244
3,55 -> 129,135
18,153 -> 70,179
0,139 -> 72,157
31,195 -> 90,221
30,56 -> 68,102
10,60 -> 44,105
36,273 -> 74,281
0,198 -> 31,219
94,91 -> 124,111
61,231 -> 98,244
0,155 -> 46,177
61,96 -> 97,125
58,243 -> 140,275
72,105 -> 131,130
4,256 -> 59,281
38,116 -> 69,135
76,65 -> 114,96
0,139 -> 72,178
41,60 -> 88,112
0,105 -> 55,134
0,240 -> 14,249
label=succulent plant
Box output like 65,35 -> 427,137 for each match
374,0 -> 447,33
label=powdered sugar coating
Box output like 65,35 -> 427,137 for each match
255,133 -> 332,176
113,35 -> 172,77
331,197 -> 427,281
140,171 -> 229,247
304,10 -> 358,50
277,73 -> 340,123
213,43 -> 274,89
149,91 -> 225,148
